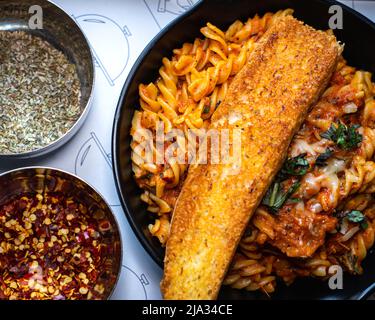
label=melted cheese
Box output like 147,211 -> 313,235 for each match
290,138 -> 328,157
301,158 -> 346,207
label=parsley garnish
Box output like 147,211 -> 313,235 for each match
316,149 -> 333,167
320,122 -> 362,150
278,154 -> 309,181
262,181 -> 300,213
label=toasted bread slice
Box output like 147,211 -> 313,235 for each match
161,15 -> 340,300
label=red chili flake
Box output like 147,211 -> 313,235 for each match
0,192 -> 113,300
98,220 -> 111,233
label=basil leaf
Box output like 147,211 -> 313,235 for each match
316,149 -> 333,167
262,181 -> 300,213
343,124 -> 362,150
320,123 -> 337,141
278,153 -> 309,181
320,122 -> 362,150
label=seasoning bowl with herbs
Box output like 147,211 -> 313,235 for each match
0,167 -> 122,300
0,0 -> 94,158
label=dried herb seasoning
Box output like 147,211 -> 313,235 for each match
0,31 -> 81,154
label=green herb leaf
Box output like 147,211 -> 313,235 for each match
262,181 -> 300,213
277,154 -> 309,181
361,220 -> 369,230
320,122 -> 362,150
316,149 -> 333,167
345,124 -> 363,150
288,197 -> 302,204
335,210 -> 368,230
347,210 -> 365,223
320,123 -> 337,141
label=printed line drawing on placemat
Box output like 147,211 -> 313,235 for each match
143,0 -> 195,29
75,132 -> 120,206
117,265 -> 150,300
157,0 -> 194,14
72,14 -> 131,86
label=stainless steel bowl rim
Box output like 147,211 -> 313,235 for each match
0,0 -> 96,159
0,165 -> 122,299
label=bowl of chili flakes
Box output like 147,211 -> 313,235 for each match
0,167 -> 122,300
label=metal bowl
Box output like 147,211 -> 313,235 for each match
112,0 -> 375,299
0,0 -> 94,159
0,167 -> 122,300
